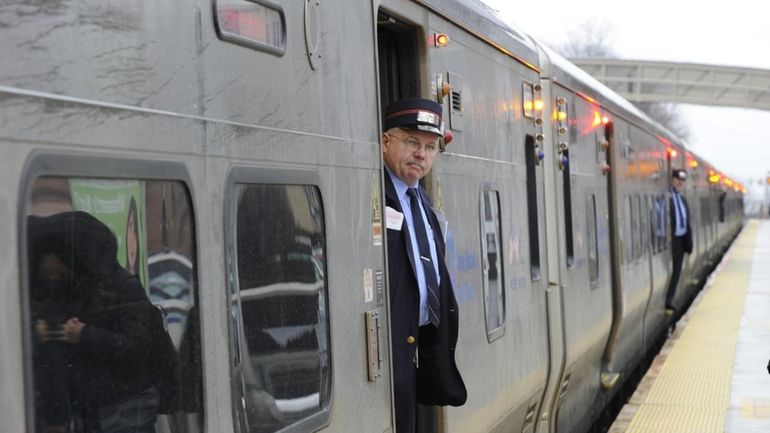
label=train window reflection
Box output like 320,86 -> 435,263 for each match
24,177 -> 203,433
480,190 -> 505,341
230,184 -> 331,433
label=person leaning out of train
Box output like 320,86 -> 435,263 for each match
665,169 -> 693,315
381,97 -> 467,433
28,211 -> 178,433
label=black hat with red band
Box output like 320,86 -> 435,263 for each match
383,98 -> 443,136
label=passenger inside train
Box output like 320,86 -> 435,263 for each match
28,211 -> 177,433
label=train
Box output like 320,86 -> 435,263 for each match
0,1 -> 745,433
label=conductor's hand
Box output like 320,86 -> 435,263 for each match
59,317 -> 86,344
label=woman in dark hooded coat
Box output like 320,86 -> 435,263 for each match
30,211 -> 170,433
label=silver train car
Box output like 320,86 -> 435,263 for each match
0,1 -> 744,433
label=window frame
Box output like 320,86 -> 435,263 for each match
213,0 -> 288,56
479,188 -> 506,342
224,165 -> 332,433
18,152 -> 200,433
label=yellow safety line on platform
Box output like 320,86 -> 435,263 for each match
625,221 -> 758,433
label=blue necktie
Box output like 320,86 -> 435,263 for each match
406,188 -> 440,327
674,193 -> 685,233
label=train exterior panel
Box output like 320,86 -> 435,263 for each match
0,1 -> 743,433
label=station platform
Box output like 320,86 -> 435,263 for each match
610,219 -> 770,433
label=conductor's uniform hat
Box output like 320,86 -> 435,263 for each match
383,98 -> 443,136
672,169 -> 687,180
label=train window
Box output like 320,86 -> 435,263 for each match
659,196 -> 666,252
23,177 -> 203,433
562,153 -> 575,269
701,197 -> 711,226
653,199 -> 659,254
214,0 -> 287,56
524,135 -> 541,280
718,191 -> 727,222
229,183 -> 331,433
634,195 -> 642,260
586,194 -> 599,287
623,195 -> 633,263
647,195 -> 654,255
480,190 -> 505,341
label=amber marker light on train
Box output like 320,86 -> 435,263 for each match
667,148 -> 678,158
577,92 -> 596,104
523,82 -> 536,118
433,33 -> 450,48
524,100 -> 534,112
689,160 -> 699,168
592,111 -> 603,127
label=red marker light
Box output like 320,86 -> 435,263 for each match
443,130 -> 453,145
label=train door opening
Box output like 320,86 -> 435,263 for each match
601,120 -> 624,374
376,10 -> 439,433
377,11 -> 420,112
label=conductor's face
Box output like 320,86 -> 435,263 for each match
382,128 -> 440,186
672,177 -> 685,192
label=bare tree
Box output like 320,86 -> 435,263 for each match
559,19 -> 691,141
635,102 -> 691,142
559,19 -> 618,59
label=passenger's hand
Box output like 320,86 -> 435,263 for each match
34,320 -> 64,342
59,317 -> 85,344
34,320 -> 50,342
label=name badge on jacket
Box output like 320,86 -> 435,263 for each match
386,206 -> 404,230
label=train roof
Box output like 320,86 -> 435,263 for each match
431,1 -> 689,150
410,2 -> 741,184
536,42 -> 688,148
419,0 -> 540,69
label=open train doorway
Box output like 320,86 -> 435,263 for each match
377,10 -> 420,112
376,9 -> 440,433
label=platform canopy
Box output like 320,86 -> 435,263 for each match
571,59 -> 770,111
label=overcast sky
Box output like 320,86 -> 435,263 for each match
481,0 -> 770,197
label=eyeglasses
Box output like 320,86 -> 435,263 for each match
386,132 -> 438,156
